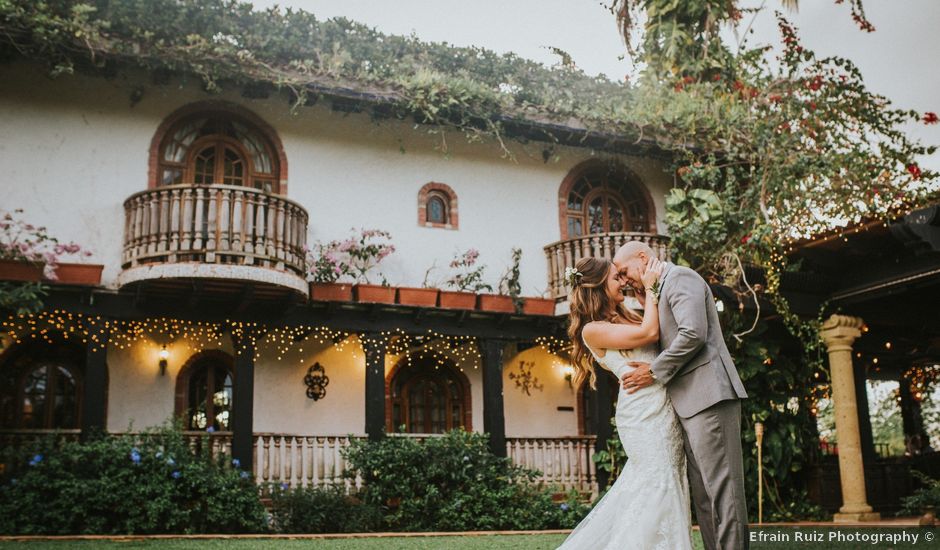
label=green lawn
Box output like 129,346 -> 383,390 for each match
2,529 -> 938,549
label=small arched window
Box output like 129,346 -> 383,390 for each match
417,183 -> 459,229
0,343 -> 84,430
176,352 -> 234,432
426,192 -> 448,224
387,359 -> 471,434
157,113 -> 280,193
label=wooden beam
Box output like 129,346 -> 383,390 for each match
231,329 -> 256,472
80,320 -> 110,440
479,339 -> 507,457
361,333 -> 387,441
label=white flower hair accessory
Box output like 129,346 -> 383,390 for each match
564,266 -> 583,288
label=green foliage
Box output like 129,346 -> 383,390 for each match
341,430 -> 588,531
268,484 -> 382,533
0,423 -> 267,535
900,471 -> 940,516
498,247 -> 523,313
0,281 -> 47,317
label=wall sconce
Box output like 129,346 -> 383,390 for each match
562,364 -> 575,389
159,345 -> 169,376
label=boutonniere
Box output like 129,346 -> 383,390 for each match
648,279 -> 662,304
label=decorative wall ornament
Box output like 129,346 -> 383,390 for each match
508,360 -> 543,396
304,362 -> 329,401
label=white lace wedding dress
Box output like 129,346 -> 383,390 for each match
558,342 -> 693,550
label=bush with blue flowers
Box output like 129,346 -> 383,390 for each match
0,421 -> 266,535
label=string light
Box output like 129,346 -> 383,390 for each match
0,310 -> 494,368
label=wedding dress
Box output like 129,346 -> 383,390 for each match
558,342 -> 692,550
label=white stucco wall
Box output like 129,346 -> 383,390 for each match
102,330 -> 573,437
0,61 -> 673,293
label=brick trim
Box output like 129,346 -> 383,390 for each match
557,159 -> 657,240
148,101 -> 288,194
417,182 -> 459,230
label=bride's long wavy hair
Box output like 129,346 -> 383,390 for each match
567,257 -> 642,389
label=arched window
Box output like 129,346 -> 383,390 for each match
387,359 -> 471,434
0,343 -> 84,430
175,351 -> 234,431
417,182 -> 459,229
154,106 -> 283,193
560,161 -> 654,239
426,192 -> 448,224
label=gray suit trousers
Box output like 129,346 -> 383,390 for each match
679,398 -> 749,550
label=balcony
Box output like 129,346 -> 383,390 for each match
543,232 -> 671,300
119,184 -> 309,296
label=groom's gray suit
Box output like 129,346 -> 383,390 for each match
650,262 -> 749,550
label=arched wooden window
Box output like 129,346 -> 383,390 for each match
387,359 -> 471,434
156,110 -> 281,193
0,343 -> 85,430
417,182 -> 459,229
559,161 -> 655,239
175,351 -> 234,431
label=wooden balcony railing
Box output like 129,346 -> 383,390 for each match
122,184 -> 309,277
543,232 -> 671,300
506,436 -> 597,494
0,431 -> 597,494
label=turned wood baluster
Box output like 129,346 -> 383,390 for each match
192,187 -> 205,251
274,200 -> 286,262
206,188 -> 218,261
181,188 -> 194,252
232,189 -> 244,254
169,188 -> 181,259
219,187 -> 231,252
254,194 -> 266,260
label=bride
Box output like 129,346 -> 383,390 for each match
558,256 -> 692,550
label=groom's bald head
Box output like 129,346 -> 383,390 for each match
613,241 -> 654,287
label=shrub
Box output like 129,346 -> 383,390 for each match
900,471 -> 940,516
342,430 -> 589,531
268,483 -> 382,533
0,422 -> 267,535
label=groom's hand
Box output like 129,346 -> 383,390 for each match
621,362 -> 655,393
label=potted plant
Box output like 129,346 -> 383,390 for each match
0,209 -> 98,284
901,471 -> 940,526
523,289 -> 556,316
479,248 -> 522,313
307,243 -> 353,302
319,228 -> 396,304
439,249 -> 490,309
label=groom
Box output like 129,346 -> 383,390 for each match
614,241 -> 749,550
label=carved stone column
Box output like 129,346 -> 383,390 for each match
820,314 -> 880,522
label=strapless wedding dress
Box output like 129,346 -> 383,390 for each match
557,342 -> 692,550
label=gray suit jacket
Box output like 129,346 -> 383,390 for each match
650,262 -> 747,418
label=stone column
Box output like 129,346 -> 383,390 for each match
820,314 -> 880,522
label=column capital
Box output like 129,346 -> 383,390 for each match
820,314 -> 865,352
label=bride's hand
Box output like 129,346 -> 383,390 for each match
640,257 -> 663,290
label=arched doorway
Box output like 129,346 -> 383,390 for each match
386,357 -> 472,434
558,160 -> 656,239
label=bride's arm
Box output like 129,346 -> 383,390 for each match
582,259 -> 662,350
582,289 -> 660,350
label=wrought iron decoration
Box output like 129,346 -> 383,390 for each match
304,362 -> 329,401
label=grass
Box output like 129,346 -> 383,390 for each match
3,528 -> 938,549
0,533 -> 692,550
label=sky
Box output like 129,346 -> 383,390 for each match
248,0 -> 940,170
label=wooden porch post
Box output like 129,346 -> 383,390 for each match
592,366 -> 614,490
361,333 -> 387,442
231,330 -> 256,472
80,319 -> 110,440
479,339 -> 507,457
821,314 -> 880,522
